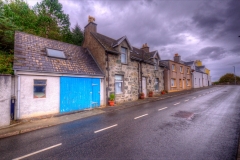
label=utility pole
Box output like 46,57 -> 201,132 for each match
233,66 -> 236,85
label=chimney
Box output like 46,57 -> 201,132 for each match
174,53 -> 181,63
141,43 -> 149,53
84,15 -> 97,33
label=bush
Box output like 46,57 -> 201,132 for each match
0,51 -> 13,74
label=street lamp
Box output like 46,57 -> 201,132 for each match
233,66 -> 236,85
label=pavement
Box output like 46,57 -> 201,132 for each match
0,87 -> 240,160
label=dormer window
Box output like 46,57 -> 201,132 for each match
121,47 -> 127,64
46,48 -> 66,59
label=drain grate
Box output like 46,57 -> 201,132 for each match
174,111 -> 194,119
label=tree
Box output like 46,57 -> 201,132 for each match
0,0 -> 39,52
219,73 -> 240,83
71,23 -> 84,46
33,0 -> 71,41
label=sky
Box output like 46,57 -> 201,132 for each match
27,0 -> 240,81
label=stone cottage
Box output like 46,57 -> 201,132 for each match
83,16 -> 164,104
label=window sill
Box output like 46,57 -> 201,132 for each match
115,92 -> 123,95
121,63 -> 128,65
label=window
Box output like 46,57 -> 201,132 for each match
179,79 -> 182,87
46,48 -> 66,59
195,78 -> 196,85
187,79 -> 190,86
171,79 -> 175,87
155,78 -> 159,91
172,64 -> 175,71
187,68 -> 190,74
180,66 -> 183,73
115,75 -> 123,94
121,47 -> 127,64
34,80 -> 46,98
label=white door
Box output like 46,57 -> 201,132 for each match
142,77 -> 147,96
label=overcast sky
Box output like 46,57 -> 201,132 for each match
28,0 -> 240,81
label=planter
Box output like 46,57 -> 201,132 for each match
140,95 -> 145,99
108,101 -> 114,106
148,93 -> 153,97
161,92 -> 165,95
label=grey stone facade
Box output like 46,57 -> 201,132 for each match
83,19 -> 164,104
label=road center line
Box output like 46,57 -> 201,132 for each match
134,114 -> 148,119
94,124 -> 118,133
12,143 -> 62,160
158,107 -> 168,111
185,99 -> 189,101
174,102 -> 180,105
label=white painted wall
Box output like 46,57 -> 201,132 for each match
192,72 -> 203,88
17,75 -> 59,119
0,75 -> 11,127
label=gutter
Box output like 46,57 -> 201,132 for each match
14,70 -> 20,120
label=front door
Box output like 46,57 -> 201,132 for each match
182,79 -> 185,89
142,77 -> 147,96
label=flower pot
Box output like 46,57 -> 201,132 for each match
140,95 -> 145,99
108,101 -> 114,106
149,93 -> 153,97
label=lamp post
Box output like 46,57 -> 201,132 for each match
233,66 -> 236,85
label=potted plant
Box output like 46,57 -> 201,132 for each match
161,90 -> 165,95
148,91 -> 153,97
108,93 -> 115,106
140,92 -> 145,99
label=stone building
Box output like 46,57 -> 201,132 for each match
161,54 -> 192,92
83,16 -> 164,104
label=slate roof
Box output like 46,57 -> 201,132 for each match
13,31 -> 104,76
91,32 -> 157,64
184,61 -> 194,66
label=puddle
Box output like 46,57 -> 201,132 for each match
173,111 -> 194,120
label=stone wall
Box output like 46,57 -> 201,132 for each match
141,63 -> 164,95
0,75 -> 11,127
108,53 -> 139,104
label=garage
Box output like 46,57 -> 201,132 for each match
60,77 -> 100,113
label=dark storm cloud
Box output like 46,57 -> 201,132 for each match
186,47 -> 227,61
54,0 -> 240,80
230,45 -> 240,56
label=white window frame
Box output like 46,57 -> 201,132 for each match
34,79 -> 47,98
115,75 -> 123,94
172,64 -> 175,71
154,78 -> 159,91
171,79 -> 176,87
180,66 -> 183,73
121,47 -> 127,64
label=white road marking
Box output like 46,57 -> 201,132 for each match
192,97 -> 196,99
158,107 -> 168,111
174,102 -> 180,105
134,114 -> 148,119
12,143 -> 62,160
185,99 -> 189,102
94,124 -> 118,133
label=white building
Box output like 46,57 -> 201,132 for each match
13,32 -> 105,120
185,61 -> 211,88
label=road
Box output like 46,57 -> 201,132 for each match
0,86 -> 240,160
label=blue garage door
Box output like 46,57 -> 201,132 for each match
60,77 -> 100,113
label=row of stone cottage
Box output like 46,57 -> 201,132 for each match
0,17 -> 211,127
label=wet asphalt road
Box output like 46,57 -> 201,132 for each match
0,86 -> 240,160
